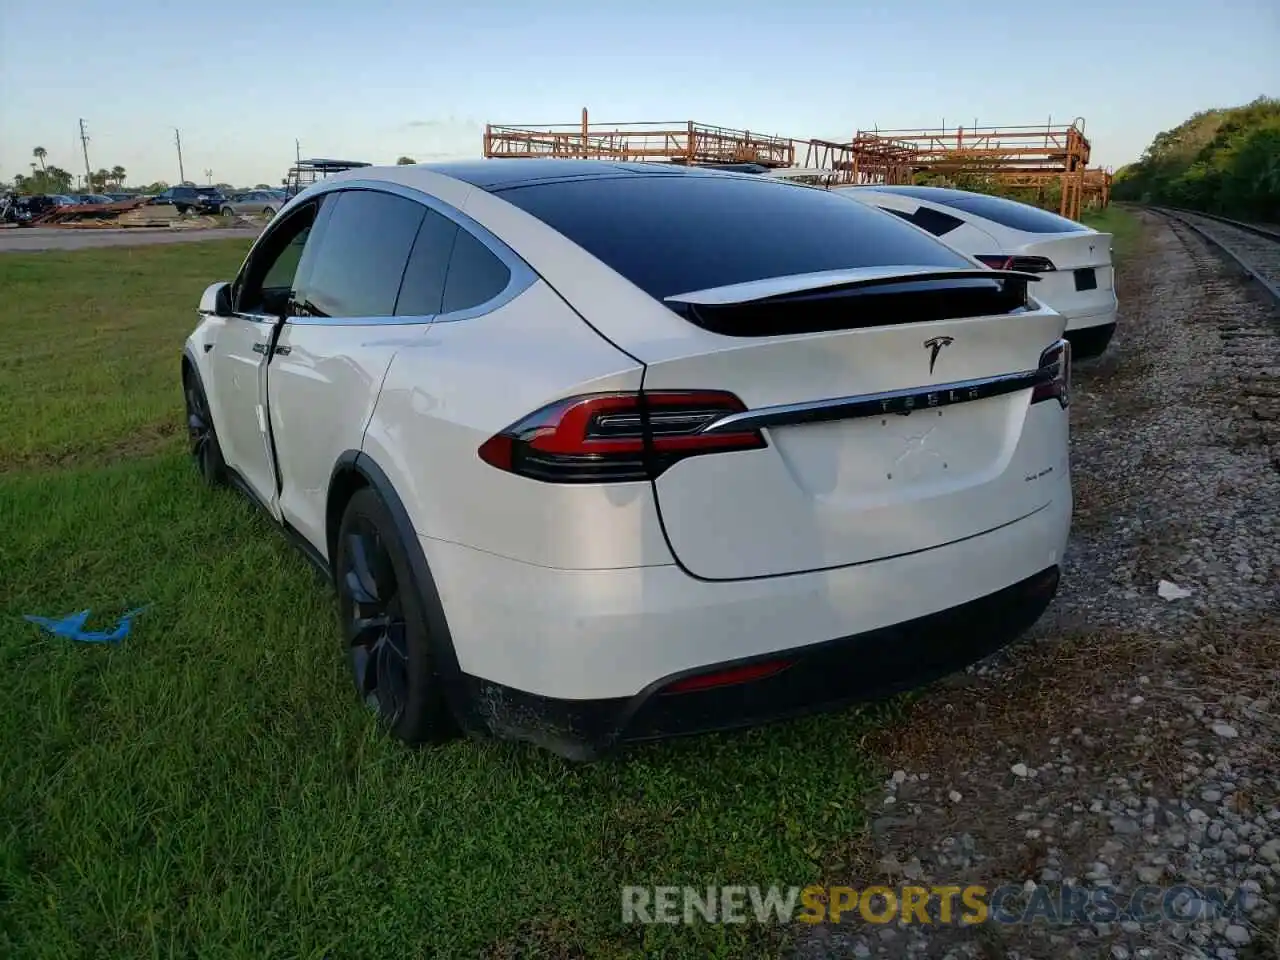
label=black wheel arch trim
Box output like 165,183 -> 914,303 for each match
328,450 -> 475,733
181,346 -> 201,380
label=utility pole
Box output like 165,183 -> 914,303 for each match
174,128 -> 186,183
295,139 -> 301,165
78,119 -> 93,190
204,168 -> 213,185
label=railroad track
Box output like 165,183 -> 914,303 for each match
1150,205 -> 1280,302
1148,205 -> 1280,474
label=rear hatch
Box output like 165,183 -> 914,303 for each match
1014,232 -> 1114,317
489,172 -> 1070,580
644,271 -> 1066,580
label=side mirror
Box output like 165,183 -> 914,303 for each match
198,281 -> 233,317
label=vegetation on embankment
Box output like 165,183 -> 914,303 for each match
1111,96 -> 1280,222
1079,206 -> 1140,260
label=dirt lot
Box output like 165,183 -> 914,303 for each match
793,210 -> 1280,960
0,225 -> 259,253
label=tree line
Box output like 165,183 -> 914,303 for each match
10,146 -> 172,196
1112,96 -> 1280,221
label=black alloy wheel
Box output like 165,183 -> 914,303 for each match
335,489 -> 456,743
184,373 -> 225,485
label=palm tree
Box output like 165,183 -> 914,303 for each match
44,166 -> 73,192
33,146 -> 47,172
110,165 -> 126,188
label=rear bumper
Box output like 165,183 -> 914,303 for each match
1064,321 -> 1116,358
461,565 -> 1060,760
426,488 -> 1070,758
1061,302 -> 1116,332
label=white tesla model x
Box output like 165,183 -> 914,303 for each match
182,160 -> 1072,759
834,185 -> 1118,358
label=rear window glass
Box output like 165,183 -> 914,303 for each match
495,174 -> 970,300
869,187 -> 1086,234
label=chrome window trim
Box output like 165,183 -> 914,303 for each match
280,180 -> 537,327
229,312 -> 277,325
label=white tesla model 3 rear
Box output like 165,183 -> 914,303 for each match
835,185 -> 1119,358
182,160 -> 1071,759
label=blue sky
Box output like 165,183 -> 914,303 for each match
2,0 -> 1276,188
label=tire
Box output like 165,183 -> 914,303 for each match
183,369 -> 226,486
334,488 -> 457,744
262,206 -> 276,219
221,206 -> 235,218
175,204 -> 189,215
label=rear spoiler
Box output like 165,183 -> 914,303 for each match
664,266 -> 1040,307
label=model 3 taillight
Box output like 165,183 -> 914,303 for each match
477,390 -> 767,483
1032,339 -> 1071,409
975,255 -> 1056,273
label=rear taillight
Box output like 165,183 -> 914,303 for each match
1032,339 -> 1071,408
975,255 -> 1056,273
477,390 -> 767,483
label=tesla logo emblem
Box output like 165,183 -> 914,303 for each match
923,336 -> 954,375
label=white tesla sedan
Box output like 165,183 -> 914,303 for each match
833,185 -> 1118,358
182,160 -> 1071,759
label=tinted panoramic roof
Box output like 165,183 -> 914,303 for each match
425,158 -> 727,190
495,173 -> 972,301
857,185 -> 1087,234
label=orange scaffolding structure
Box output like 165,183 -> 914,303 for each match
483,108 -> 795,168
800,120 -> 1096,218
801,136 -> 917,185
482,111 -> 1106,219
1083,167 -> 1113,210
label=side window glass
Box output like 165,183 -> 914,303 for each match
235,202 -> 320,315
395,209 -> 459,316
263,230 -> 311,290
442,228 -> 512,314
295,191 -> 425,318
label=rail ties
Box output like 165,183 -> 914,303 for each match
1150,206 -> 1280,304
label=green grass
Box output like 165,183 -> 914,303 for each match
0,243 -> 890,958
1079,205 -> 1142,261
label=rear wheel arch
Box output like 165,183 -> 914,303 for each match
326,452 -> 371,567
325,451 -> 472,725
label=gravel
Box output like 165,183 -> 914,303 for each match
789,211 -> 1279,959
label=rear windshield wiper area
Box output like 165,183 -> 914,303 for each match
669,277 -> 1031,337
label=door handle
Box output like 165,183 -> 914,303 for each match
252,341 -> 291,357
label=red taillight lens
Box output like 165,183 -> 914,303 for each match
976,255 -> 1056,273
975,254 -> 1013,270
1031,339 -> 1071,408
477,390 -> 767,483
661,659 -> 794,694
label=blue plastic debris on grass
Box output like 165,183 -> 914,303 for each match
23,606 -> 148,643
